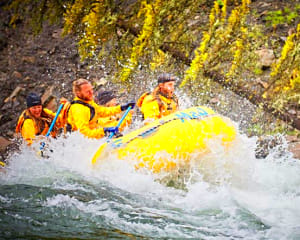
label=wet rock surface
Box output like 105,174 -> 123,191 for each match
0,15 -> 110,137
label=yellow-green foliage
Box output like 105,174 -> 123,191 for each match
150,49 -> 166,71
284,69 -> 300,104
7,0 -> 66,34
270,32 -> 295,78
265,5 -> 300,30
154,0 -> 205,62
5,0 -> 300,114
119,0 -> 203,81
180,1 -> 223,87
119,1 -> 159,82
63,0 -> 88,35
63,0 -> 120,60
226,26 -> 247,79
264,23 -> 300,109
82,2 -> 117,60
182,0 -> 252,87
180,32 -> 211,87
7,0 -> 208,78
221,0 -> 227,21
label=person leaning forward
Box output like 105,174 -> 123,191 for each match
66,78 -> 135,139
15,93 -> 65,145
137,73 -> 179,124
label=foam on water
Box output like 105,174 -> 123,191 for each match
1,123 -> 300,239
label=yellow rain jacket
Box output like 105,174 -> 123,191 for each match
15,108 -> 61,145
97,112 -> 132,132
67,97 -> 122,139
137,92 -> 178,122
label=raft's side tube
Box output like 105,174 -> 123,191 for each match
92,106 -> 236,173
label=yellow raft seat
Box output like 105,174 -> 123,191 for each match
92,106 -> 237,173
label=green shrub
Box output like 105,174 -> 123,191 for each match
265,5 -> 300,28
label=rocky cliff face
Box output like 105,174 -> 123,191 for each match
0,12 -> 111,160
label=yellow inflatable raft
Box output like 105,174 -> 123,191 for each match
92,106 -> 236,173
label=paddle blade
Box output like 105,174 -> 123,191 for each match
91,142 -> 107,165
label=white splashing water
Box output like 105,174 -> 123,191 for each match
1,120 -> 300,239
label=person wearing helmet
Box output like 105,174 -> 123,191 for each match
15,93 -> 65,145
95,90 -> 133,134
137,73 -> 179,124
66,79 -> 135,139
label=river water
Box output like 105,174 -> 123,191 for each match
1,126 -> 300,239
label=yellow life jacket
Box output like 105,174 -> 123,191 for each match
137,91 -> 179,120
15,110 -> 53,136
16,109 -> 58,145
66,97 -> 122,139
66,100 -> 96,132
137,92 -> 150,108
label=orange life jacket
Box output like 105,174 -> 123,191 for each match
15,110 -> 53,136
137,92 -> 150,108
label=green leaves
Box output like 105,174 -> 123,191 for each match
265,6 -> 300,28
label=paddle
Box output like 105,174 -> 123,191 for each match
39,103 -> 64,154
91,106 -> 132,165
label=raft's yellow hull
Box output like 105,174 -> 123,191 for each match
92,106 -> 236,173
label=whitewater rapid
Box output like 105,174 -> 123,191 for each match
1,126 -> 300,239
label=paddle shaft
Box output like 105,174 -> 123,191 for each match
40,103 -> 64,150
108,106 -> 132,140
91,106 -> 132,164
